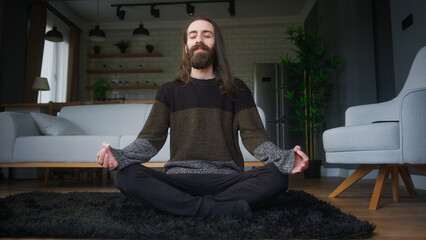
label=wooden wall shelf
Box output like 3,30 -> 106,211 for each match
111,85 -> 159,89
86,85 -> 159,90
87,69 -> 163,74
87,53 -> 163,58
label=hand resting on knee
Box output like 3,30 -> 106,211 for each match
96,142 -> 118,170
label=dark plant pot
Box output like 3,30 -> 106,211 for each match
96,97 -> 106,101
146,46 -> 154,53
94,48 -> 100,54
304,159 -> 322,178
119,48 -> 127,54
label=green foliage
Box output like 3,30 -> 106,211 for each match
145,44 -> 154,53
114,40 -> 130,53
280,26 -> 343,155
93,45 -> 101,54
92,79 -> 111,101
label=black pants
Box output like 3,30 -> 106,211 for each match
114,163 -> 288,217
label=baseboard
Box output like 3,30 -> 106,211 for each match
322,167 -> 426,190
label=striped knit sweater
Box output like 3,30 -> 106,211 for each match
109,78 -> 294,175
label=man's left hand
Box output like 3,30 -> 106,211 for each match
292,145 -> 309,174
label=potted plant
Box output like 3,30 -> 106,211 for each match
92,79 -> 112,101
93,45 -> 101,54
281,26 -> 343,178
145,44 -> 154,53
114,40 -> 130,54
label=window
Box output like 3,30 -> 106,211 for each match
39,10 -> 69,103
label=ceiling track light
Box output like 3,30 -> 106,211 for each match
116,6 -> 126,20
111,1 -> 236,19
150,5 -> 160,18
186,3 -> 195,16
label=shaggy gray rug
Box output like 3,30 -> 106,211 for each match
0,190 -> 375,239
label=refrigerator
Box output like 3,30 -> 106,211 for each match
253,63 -> 291,150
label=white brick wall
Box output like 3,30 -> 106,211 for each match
80,19 -> 300,101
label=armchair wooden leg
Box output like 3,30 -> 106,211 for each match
399,166 -> 417,197
369,165 -> 390,210
410,164 -> 426,175
391,166 -> 399,202
329,164 -> 378,198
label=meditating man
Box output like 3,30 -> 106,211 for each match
97,16 -> 309,219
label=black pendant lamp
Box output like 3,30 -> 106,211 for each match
132,21 -> 150,40
132,4 -> 150,40
45,24 -> 64,42
45,1 -> 63,42
88,0 -> 106,41
89,23 -> 106,41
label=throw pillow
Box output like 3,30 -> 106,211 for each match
29,112 -> 85,136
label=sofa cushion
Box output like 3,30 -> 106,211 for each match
58,104 -> 150,135
323,122 -> 399,152
13,136 -> 119,163
30,112 -> 85,136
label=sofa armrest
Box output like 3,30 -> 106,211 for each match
0,112 -> 40,162
400,88 -> 426,164
345,98 -> 399,126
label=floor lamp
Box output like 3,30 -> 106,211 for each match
32,77 -> 50,103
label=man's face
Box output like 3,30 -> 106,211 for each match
185,20 -> 216,69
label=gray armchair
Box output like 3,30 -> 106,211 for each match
323,46 -> 426,209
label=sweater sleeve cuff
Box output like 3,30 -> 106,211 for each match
108,138 -> 159,174
253,141 -> 295,175
108,147 -> 143,174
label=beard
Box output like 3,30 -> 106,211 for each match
188,43 -> 215,69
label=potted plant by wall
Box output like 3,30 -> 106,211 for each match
145,44 -> 154,53
114,40 -> 130,54
281,26 -> 343,178
93,45 -> 101,54
92,79 -> 112,101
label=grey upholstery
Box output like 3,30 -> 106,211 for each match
0,104 -> 266,164
322,46 -> 426,209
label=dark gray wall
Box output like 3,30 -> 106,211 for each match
319,0 -> 377,131
0,0 -> 33,103
390,0 -> 426,92
310,0 -> 377,168
373,0 -> 396,102
313,0 -> 426,173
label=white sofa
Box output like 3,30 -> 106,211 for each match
0,104 -> 266,174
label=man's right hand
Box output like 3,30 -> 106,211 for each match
97,142 -> 118,170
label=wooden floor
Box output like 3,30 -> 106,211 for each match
1,172 -> 425,240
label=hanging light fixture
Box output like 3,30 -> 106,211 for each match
45,24 -> 64,42
45,1 -> 64,42
88,0 -> 106,41
186,3 -> 195,16
150,5 -> 160,18
133,4 -> 150,40
132,21 -> 150,40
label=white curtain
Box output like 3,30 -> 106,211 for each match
40,10 -> 69,103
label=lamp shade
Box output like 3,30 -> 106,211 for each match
45,25 -> 64,42
89,23 -> 106,41
32,77 -> 50,91
132,22 -> 150,40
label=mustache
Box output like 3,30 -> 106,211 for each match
189,43 -> 210,52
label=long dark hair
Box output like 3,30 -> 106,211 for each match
174,16 -> 238,96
